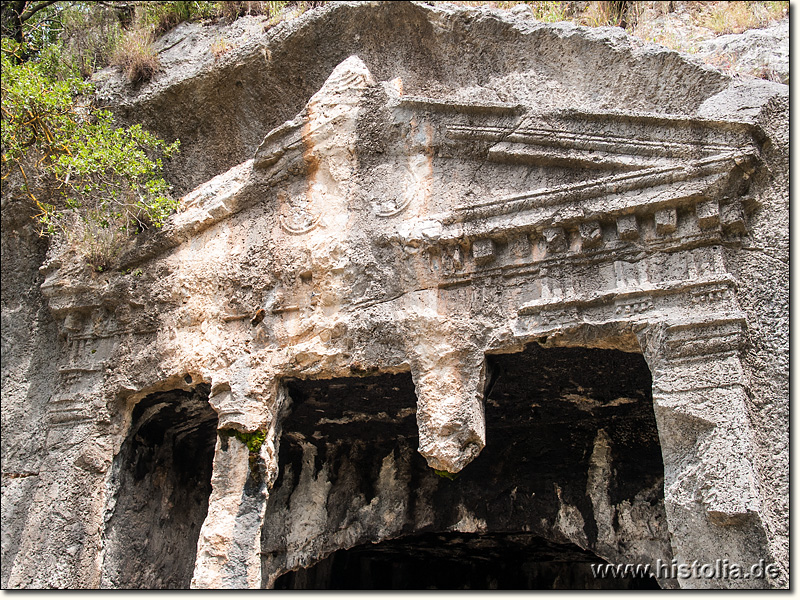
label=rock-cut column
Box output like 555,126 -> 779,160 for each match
191,375 -> 285,589
407,325 -> 487,474
638,320 -> 772,589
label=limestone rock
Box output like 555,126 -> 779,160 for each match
696,17 -> 789,84
1,1 -> 788,590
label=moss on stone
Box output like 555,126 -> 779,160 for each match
219,428 -> 267,454
434,469 -> 459,481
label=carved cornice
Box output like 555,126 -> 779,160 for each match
39,58 -> 764,427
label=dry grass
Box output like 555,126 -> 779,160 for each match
112,30 -> 160,83
696,1 -> 788,34
431,1 -> 787,33
431,1 -> 632,25
210,36 -> 233,59
529,1 -> 571,22
91,1 -> 792,84
579,1 -> 620,27
219,1 -> 278,20
214,2 -> 323,29
628,1 -> 788,58
141,1 -> 208,36
425,1 -> 787,82
29,0 -> 790,83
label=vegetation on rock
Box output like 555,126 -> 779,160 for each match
1,37 -> 179,271
435,1 -> 788,37
0,1 -> 332,272
219,427 -> 268,453
434,469 -> 460,480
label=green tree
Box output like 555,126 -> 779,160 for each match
2,1 -> 332,269
1,1 -> 61,53
1,33 -> 179,270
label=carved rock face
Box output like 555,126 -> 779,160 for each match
261,346 -> 669,589
84,52 -> 762,477
3,2 -> 787,590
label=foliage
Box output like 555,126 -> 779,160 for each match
48,3 -> 123,80
434,469 -> 460,481
1,1 -> 339,270
238,429 -> 267,453
1,37 -> 179,270
132,1 -> 312,36
2,2 -> 789,81
221,428 -> 268,453
0,0 -> 786,271
138,1 -> 218,36
0,2 -> 299,82
2,2 -> 119,76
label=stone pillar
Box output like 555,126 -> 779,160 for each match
191,380 -> 285,589
408,336 -> 487,474
638,319 -> 771,589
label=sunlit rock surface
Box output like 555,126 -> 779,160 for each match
1,1 -> 787,590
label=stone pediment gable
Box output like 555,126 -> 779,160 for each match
38,56 -> 759,360
39,52 -> 767,501
168,56 -> 759,249
51,55 -> 759,309
41,54 -> 764,419
16,13 -> 787,587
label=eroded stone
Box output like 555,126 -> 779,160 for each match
1,1 -> 787,590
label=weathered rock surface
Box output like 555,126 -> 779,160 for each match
94,1 -> 740,196
1,1 -> 788,590
696,17 -> 789,84
262,345 -> 670,588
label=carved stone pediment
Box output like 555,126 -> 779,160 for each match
29,46 -> 786,590
41,53 -> 761,453
40,51 -> 764,475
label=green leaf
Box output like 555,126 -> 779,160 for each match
2,34 -> 180,268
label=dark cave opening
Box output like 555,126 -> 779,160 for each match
273,532 -> 661,590
263,343 -> 667,590
101,385 -> 218,589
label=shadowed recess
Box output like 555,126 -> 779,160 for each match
100,386 -> 217,589
274,532 -> 660,590
262,345 -> 667,589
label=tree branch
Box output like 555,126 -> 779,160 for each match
18,0 -> 60,23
